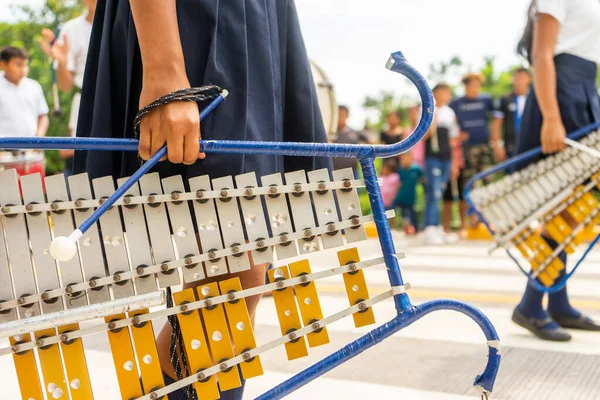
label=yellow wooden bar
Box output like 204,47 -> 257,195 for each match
105,314 -> 144,400
566,201 -> 588,224
128,309 -> 165,396
337,248 -> 376,328
288,260 -> 329,348
545,219 -> 576,254
267,266 -> 309,360
218,278 -> 264,379
173,289 -> 220,400
58,323 -> 94,400
196,283 -> 242,392
35,328 -> 69,399
10,334 -> 44,400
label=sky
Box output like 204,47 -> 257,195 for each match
1,0 -> 530,126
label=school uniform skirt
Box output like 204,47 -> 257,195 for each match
73,0 -> 331,181
516,54 -> 600,165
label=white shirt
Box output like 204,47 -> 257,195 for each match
54,12 -> 93,132
434,104 -> 460,138
0,75 -> 49,138
536,0 -> 600,64
55,13 -> 93,89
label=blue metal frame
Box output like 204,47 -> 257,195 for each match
464,121 -> 600,294
0,51 -> 500,397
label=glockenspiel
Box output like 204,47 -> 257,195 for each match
0,51 -> 500,400
466,121 -> 600,293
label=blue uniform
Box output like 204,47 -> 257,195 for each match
517,54 -> 600,160
74,0 -> 331,181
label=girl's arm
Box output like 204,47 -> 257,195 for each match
130,0 -> 203,164
532,13 -> 565,154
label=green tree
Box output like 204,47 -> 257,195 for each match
0,0 -> 84,174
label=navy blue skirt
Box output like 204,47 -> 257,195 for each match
516,53 -> 600,165
73,0 -> 331,181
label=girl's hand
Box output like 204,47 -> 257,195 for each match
137,73 -> 204,164
540,115 -> 566,154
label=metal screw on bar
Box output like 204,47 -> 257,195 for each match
244,188 -> 253,196
348,264 -> 357,272
219,363 -> 228,372
343,180 -> 352,188
150,392 -> 158,400
161,263 -> 169,272
311,322 -> 320,331
231,245 -> 240,254
276,281 -> 284,289
1,206 -> 9,214
147,195 -> 155,204
227,293 -> 236,301
41,292 -> 49,301
132,316 -> 140,326
294,183 -> 302,193
288,332 -> 297,341
25,204 -> 33,212
300,275 -> 308,284
197,372 -> 206,381
196,190 -> 204,199
11,345 -> 19,353
185,257 -> 193,265
17,297 -> 26,305
89,280 -> 97,288
351,217 -> 360,225
269,186 -> 278,194
318,182 -> 327,191
303,229 -> 313,238
35,338 -> 44,347
171,192 -> 180,201
60,334 -> 70,343
220,190 -> 228,198
108,322 -> 117,330
75,199 -> 83,208
280,235 -> 288,243
242,352 -> 251,361
256,240 -> 265,248
113,274 -> 121,282
136,266 -> 145,276
205,299 -> 212,308
358,303 -> 367,311
208,251 -> 217,259
50,203 -> 59,210
123,197 -> 131,205
327,224 -> 336,232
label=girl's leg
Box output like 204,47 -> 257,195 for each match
513,235 -> 570,341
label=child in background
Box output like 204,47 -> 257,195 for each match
395,151 -> 423,234
381,158 -> 401,211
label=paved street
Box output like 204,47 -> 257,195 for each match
2,234 -> 600,399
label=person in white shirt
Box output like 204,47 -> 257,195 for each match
0,47 -> 49,139
39,0 -> 96,174
512,0 -> 600,342
422,83 -> 460,245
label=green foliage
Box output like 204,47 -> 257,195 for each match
0,0 -> 84,174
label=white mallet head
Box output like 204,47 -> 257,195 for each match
49,230 -> 82,262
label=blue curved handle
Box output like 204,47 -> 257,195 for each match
0,52 -> 434,161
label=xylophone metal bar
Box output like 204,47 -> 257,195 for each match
465,121 -> 600,294
0,51 -> 502,398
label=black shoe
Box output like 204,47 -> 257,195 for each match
511,308 -> 572,342
550,313 -> 600,331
